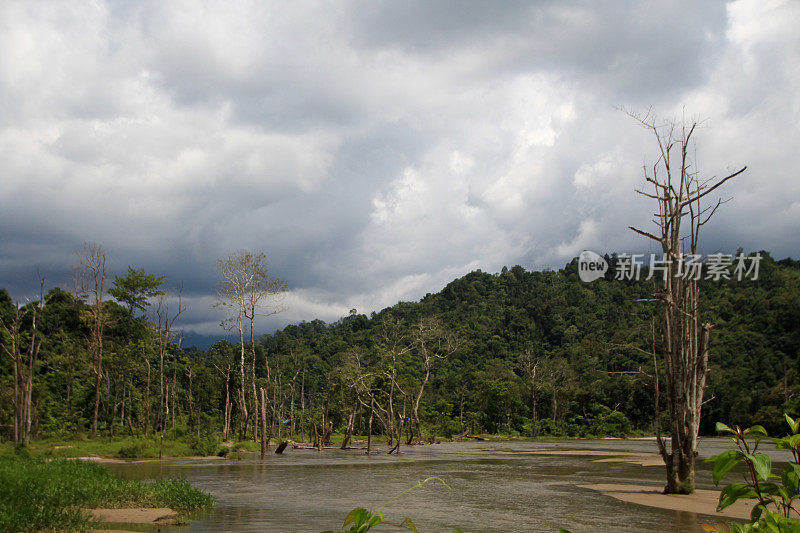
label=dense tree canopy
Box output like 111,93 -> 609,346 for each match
0,252 -> 798,443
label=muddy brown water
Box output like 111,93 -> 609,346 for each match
104,438 -> 790,532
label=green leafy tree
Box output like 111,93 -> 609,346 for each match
109,266 -> 166,316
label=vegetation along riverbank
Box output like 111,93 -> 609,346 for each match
3,254 -> 798,451
0,455 -> 214,532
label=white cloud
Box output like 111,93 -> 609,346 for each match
1,0 -> 797,337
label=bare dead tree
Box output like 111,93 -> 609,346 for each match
627,110 -> 746,493
409,318 -> 458,444
211,351 -> 233,440
216,250 -> 286,444
1,300 -> 42,445
517,349 -> 541,437
332,358 -> 359,450
345,350 -> 390,447
244,254 -> 286,443
73,243 -> 108,439
378,316 -> 414,447
154,286 -> 184,457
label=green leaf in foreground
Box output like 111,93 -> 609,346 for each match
716,422 -> 736,435
750,453 -> 772,482
710,450 -> 745,485
786,414 -> 800,435
343,508 -> 368,527
718,483 -> 759,511
745,425 -> 768,439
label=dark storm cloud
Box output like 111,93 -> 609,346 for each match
347,1 -> 729,101
1,0 -> 797,335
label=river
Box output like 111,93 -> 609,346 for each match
106,438 -> 784,532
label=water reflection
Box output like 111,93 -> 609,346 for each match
106,438 -> 780,532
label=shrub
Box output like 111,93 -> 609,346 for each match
189,436 -> 221,457
703,415 -> 800,532
117,441 -> 146,458
590,410 -> 632,437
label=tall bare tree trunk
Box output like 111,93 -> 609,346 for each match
144,358 -> 151,437
260,387 -> 268,458
300,368 -> 305,439
12,349 -> 19,444
155,290 -> 184,446
91,332 -> 103,438
237,321 -> 247,440
216,251 -> 286,442
223,373 -> 231,440
2,298 -> 43,445
628,111 -> 746,493
341,400 -> 356,449
366,398 -> 374,455
250,315 -> 260,443
73,244 -> 108,439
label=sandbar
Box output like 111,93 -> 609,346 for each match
88,507 -> 180,525
580,483 -> 754,520
510,449 -> 664,467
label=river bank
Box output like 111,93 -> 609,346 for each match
0,456 -> 214,532
0,431 -> 659,461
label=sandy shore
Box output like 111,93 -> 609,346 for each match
580,483 -> 754,520
87,507 -> 181,530
510,449 -> 664,467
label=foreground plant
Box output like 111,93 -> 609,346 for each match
322,477 -> 458,533
702,415 -> 800,532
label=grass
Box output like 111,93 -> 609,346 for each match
0,455 -> 214,532
0,435 -> 239,459
0,436 -> 188,459
0,433 -> 385,460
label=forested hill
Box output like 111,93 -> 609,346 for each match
1,252 -> 798,443
261,252 -> 800,436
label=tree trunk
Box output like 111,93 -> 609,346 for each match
366,399 -> 374,455
157,339 -> 164,439
412,367 -> 430,444
250,317 -> 259,444
341,404 -> 356,449
458,391 -> 464,435
91,338 -> 103,438
223,370 -> 231,440
260,387 -> 268,458
238,321 -> 247,440
144,358 -> 151,437
627,112 -> 745,494
300,368 -> 305,440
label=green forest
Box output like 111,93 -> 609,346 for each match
2,251 -> 798,450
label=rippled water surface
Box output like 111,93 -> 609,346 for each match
106,438 -> 788,532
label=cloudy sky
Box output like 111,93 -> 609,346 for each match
1,0 -> 798,339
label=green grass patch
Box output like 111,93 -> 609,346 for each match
231,440 -> 261,452
0,456 -> 214,532
0,436 -> 198,459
